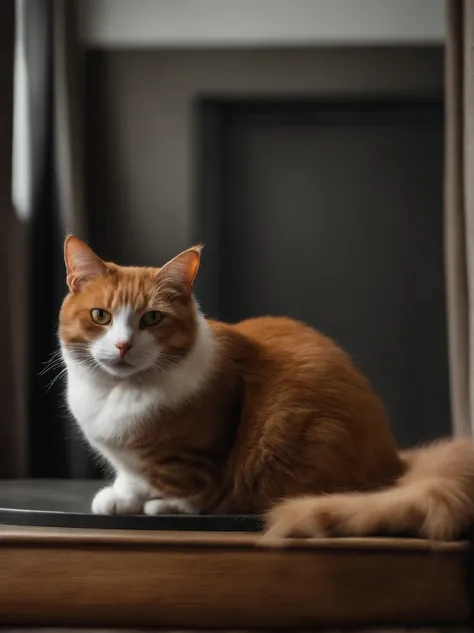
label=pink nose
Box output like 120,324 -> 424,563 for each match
115,341 -> 132,359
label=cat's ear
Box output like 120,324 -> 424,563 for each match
157,245 -> 202,297
64,235 -> 108,293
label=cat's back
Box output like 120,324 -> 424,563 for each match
228,316 -> 382,414
228,315 -> 396,441
230,316 -> 349,368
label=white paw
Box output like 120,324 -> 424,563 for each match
91,485 -> 143,515
143,498 -> 194,515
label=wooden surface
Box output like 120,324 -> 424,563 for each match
0,524 -> 470,549
0,525 -> 470,628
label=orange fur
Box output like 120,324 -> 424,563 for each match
59,238 -> 474,539
264,438 -> 474,542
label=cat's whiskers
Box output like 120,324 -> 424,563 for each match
151,354 -> 181,372
43,343 -> 100,390
39,349 -> 67,377
45,367 -> 69,392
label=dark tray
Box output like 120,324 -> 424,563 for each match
0,480 -> 262,532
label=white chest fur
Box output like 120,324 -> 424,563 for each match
61,316 -> 217,516
66,370 -> 160,446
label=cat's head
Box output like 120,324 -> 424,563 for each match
59,236 -> 203,379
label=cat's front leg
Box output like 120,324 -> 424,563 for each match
92,472 -> 152,515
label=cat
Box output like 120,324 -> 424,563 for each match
59,235 -> 474,540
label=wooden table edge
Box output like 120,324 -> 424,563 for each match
0,524 -> 470,552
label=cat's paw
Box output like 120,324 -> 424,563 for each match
91,485 -> 143,515
261,497 -> 336,544
143,498 -> 194,515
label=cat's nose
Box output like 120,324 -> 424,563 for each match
115,341 -> 133,359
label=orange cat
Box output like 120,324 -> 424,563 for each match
59,236 -> 474,540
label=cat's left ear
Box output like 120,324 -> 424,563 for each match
158,245 -> 202,297
64,235 -> 108,293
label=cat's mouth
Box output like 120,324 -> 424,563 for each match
97,357 -> 138,377
93,353 -> 157,378
102,358 -> 133,369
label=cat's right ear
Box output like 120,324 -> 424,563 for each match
64,235 -> 108,293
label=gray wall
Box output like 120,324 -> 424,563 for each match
85,47 -> 443,265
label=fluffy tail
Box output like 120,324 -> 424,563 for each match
264,438 -> 474,541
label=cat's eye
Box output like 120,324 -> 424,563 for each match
91,309 -> 112,325
140,310 -> 163,328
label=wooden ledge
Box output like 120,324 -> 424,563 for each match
0,524 -> 470,551
0,524 -> 471,628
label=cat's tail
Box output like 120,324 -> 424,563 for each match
263,437 -> 474,541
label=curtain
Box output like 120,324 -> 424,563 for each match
0,0 -> 27,478
9,0 -> 99,477
445,0 -> 474,435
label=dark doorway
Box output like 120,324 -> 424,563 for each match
195,97 -> 448,447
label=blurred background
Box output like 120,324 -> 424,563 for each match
0,0 -> 470,480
